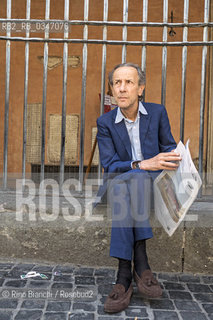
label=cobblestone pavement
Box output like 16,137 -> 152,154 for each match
0,262 -> 212,320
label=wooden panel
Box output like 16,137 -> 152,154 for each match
48,114 -> 79,164
26,104 -> 42,164
91,127 -> 99,165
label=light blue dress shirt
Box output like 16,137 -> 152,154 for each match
115,101 -> 148,162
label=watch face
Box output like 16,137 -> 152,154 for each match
135,162 -> 140,169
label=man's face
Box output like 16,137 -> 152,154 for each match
111,66 -> 144,110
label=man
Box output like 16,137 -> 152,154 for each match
96,63 -> 181,313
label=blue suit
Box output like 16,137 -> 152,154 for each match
96,102 -> 176,260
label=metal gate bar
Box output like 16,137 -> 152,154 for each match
180,0 -> 189,142
122,0 -> 128,63
161,0 -> 168,106
98,0 -> 109,181
79,0 -> 89,189
1,18 -> 213,28
40,0 -> 50,184
3,0 -> 11,189
100,0 -> 108,117
1,36 -> 212,46
141,0 -> 148,101
199,0 -> 210,186
59,0 -> 69,189
22,0 -> 31,184
141,0 -> 148,74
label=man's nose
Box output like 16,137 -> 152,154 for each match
119,81 -> 126,91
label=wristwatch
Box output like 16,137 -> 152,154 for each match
133,161 -> 140,169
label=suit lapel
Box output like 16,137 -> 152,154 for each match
139,113 -> 151,154
113,120 -> 132,159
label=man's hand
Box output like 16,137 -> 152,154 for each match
139,151 -> 182,171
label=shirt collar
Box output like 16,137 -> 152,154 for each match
115,101 -> 148,124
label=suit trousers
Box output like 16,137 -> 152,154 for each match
108,169 -> 156,260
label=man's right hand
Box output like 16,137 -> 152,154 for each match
139,152 -> 182,171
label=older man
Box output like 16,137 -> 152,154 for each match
96,63 -> 181,313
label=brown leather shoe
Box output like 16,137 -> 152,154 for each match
104,283 -> 133,313
134,269 -> 162,298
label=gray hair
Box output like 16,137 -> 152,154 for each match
108,62 -> 146,86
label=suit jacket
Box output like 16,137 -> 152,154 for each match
96,102 -> 177,202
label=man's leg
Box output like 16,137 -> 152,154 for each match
128,170 -> 152,276
104,170 -> 161,313
108,169 -> 153,260
128,171 -> 162,297
106,170 -> 153,293
104,172 -> 137,313
108,175 -> 133,293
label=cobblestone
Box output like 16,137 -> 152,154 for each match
202,276 -> 213,284
46,301 -> 71,311
180,311 -> 209,320
53,266 -> 75,274
178,274 -> 201,283
153,310 -> 179,319
20,300 -> 45,309
32,266 -> 54,273
158,273 -> 179,282
4,280 -> 26,288
27,280 -> 51,288
43,312 -> 67,320
69,312 -> 95,319
174,300 -> 201,311
51,282 -> 73,289
194,293 -> 213,303
73,302 -> 96,312
0,263 -> 14,270
202,303 -> 213,314
169,290 -> 193,300
75,276 -> 95,285
149,299 -> 174,310
53,274 -> 73,282
0,261 -> 211,320
14,309 -> 43,320
94,268 -> 116,277
163,282 -> 185,291
74,267 -> 94,276
187,283 -> 212,293
125,307 -> 148,317
0,299 -> 18,309
0,311 -> 14,320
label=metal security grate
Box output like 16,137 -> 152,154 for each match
0,0 -> 212,195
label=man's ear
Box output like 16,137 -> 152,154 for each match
107,82 -> 113,96
138,84 -> 145,97
111,84 -> 116,97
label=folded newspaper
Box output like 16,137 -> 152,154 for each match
154,140 -> 202,236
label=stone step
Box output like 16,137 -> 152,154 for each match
0,191 -> 212,273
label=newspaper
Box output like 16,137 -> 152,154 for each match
154,140 -> 202,236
